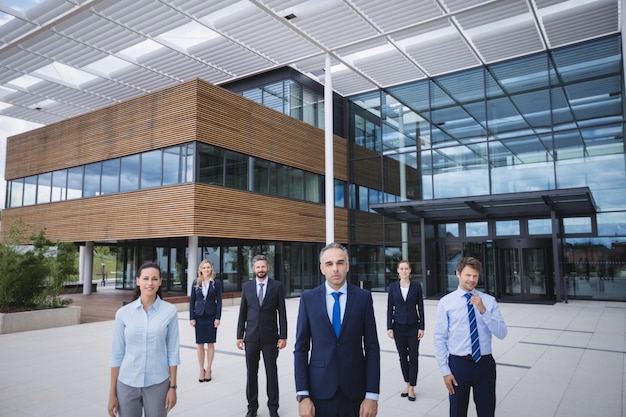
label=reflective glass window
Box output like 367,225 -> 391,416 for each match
23,175 -> 37,205
224,151 -> 247,191
270,164 -> 289,197
334,179 -> 345,208
439,223 -> 459,238
51,169 -> 67,202
490,136 -> 555,194
287,167 -> 304,200
84,162 -> 101,197
198,143 -> 224,186
36,172 -> 51,204
67,166 -> 83,199
263,81 -> 286,114
433,143 -> 488,198
253,158 -> 271,194
8,178 -> 23,207
141,150 -> 162,189
120,155 -> 139,192
563,217 -> 592,234
102,159 -> 120,194
163,146 -> 184,186
597,212 -> 626,236
529,219 -> 552,235
496,220 -> 520,236
304,171 -> 320,203
466,221 -> 488,237
288,80 -> 303,121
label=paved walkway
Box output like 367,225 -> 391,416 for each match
0,290 -> 624,417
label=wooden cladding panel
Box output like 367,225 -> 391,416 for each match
0,185 -> 198,243
7,78 -> 348,182
0,184 -> 349,244
6,81 -> 200,179
195,81 -> 348,180
191,184 -> 348,243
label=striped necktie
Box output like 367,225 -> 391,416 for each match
465,293 -> 481,362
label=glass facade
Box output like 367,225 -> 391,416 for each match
348,35 -> 626,302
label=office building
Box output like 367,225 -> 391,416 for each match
1,1 -> 624,302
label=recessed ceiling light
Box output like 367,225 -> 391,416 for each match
284,13 -> 297,20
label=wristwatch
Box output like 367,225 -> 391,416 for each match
296,394 -> 310,402
168,385 -> 177,390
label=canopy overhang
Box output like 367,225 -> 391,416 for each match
371,187 -> 597,223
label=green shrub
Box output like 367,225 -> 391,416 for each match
0,220 -> 78,312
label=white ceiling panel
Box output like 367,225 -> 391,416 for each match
0,0 -> 619,125
355,0 -> 444,32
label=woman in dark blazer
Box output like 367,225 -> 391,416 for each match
387,260 -> 425,402
189,259 -> 222,382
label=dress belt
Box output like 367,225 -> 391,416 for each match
450,353 -> 492,361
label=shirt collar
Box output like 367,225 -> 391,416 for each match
325,281 -> 347,295
132,296 -> 161,311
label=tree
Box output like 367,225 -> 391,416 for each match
0,220 -> 78,312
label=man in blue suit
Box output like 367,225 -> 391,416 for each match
294,242 -> 380,417
237,254 -> 287,417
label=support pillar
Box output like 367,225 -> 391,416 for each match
187,236 -> 198,296
82,241 -> 94,294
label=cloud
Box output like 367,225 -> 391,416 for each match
0,116 -> 43,208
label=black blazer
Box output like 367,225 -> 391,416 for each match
294,284 -> 380,401
386,280 -> 424,330
237,278 -> 287,344
189,279 -> 222,320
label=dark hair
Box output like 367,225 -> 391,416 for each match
131,261 -> 163,301
456,257 -> 482,274
319,242 -> 349,262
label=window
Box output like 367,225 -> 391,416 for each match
496,220 -> 520,236
120,155 -> 139,192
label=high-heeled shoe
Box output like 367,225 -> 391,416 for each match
400,392 -> 409,398
199,369 -> 205,383
204,369 -> 212,382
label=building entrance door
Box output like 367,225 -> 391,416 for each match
497,238 -> 553,301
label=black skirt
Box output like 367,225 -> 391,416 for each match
195,314 -> 217,344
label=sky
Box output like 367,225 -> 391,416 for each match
0,115 -> 42,208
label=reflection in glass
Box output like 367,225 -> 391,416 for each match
529,219 -> 552,235
51,170 -> 67,202
141,150 -> 162,189
102,159 -> 120,194
9,179 -> 24,207
67,166 -> 83,199
466,221 -> 488,237
496,220 -> 520,236
120,155 -> 139,192
37,172 -> 51,204
84,162 -> 101,197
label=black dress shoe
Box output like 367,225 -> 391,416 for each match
400,391 -> 409,397
408,395 -> 416,402
245,411 -> 257,417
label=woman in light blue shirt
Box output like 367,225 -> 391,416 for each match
108,262 -> 181,417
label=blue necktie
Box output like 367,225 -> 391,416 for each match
465,293 -> 481,362
332,292 -> 342,337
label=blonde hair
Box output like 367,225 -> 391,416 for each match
195,259 -> 216,288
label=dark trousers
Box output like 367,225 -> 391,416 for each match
448,354 -> 496,417
313,388 -> 361,417
245,341 -> 279,412
392,323 -> 420,386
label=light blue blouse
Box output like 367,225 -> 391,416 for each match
110,296 -> 181,387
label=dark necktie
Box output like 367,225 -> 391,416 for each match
258,283 -> 264,305
465,293 -> 481,362
332,292 -> 342,337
